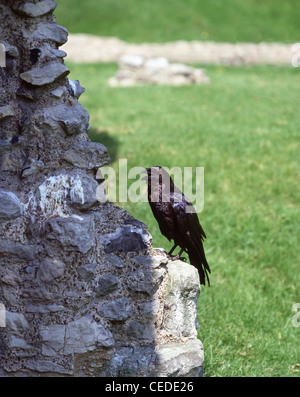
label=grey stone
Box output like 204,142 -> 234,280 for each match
137,300 -> 160,319
20,62 -> 69,86
0,139 -> 10,152
98,297 -> 132,321
24,359 -> 72,375
152,339 -> 204,377
133,255 -> 168,268
1,41 -> 19,58
50,86 -> 67,98
0,105 -> 15,120
26,304 -> 67,313
68,79 -> 85,99
38,102 -> 89,135
21,157 -> 44,178
95,274 -> 119,296
45,214 -> 95,254
5,312 -> 29,336
32,23 -> 68,45
127,268 -> 165,296
0,240 -> 37,261
14,0 -> 57,17
67,169 -> 99,210
100,224 -> 152,254
125,320 -> 155,342
38,257 -> 66,284
63,141 -> 110,169
105,254 -> 124,268
117,346 -> 155,377
40,324 -> 66,356
0,190 -> 23,222
0,268 -> 20,286
164,261 -> 200,337
7,336 -> 34,350
77,263 -> 96,281
64,316 -> 114,353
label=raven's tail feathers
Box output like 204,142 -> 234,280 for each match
188,247 -> 211,286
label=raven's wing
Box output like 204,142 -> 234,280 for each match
172,195 -> 210,285
149,200 -> 177,242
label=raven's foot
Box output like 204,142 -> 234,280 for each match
167,254 -> 187,262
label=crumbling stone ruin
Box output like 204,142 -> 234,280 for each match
0,0 -> 204,376
109,55 -> 210,87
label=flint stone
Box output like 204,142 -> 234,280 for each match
152,339 -> 204,377
24,359 -> 72,375
95,274 -> 119,296
164,260 -> 200,337
20,62 -> 69,86
115,346 -> 155,377
0,139 -> 10,152
98,297 -> 132,321
0,105 -> 15,120
68,169 -> 99,210
100,223 -> 152,254
8,336 -> 33,350
138,300 -> 160,319
40,316 -> 114,356
133,255 -> 168,268
126,268 -> 165,295
0,239 -> 37,261
39,324 -> 65,356
77,263 -> 96,281
45,214 -> 95,254
14,0 -> 57,17
63,141 -> 110,169
105,254 -> 124,268
32,23 -> 68,45
38,102 -> 89,135
5,312 -> 29,336
125,320 -> 155,342
21,157 -> 44,178
68,79 -> 85,99
50,86 -> 66,98
0,190 -> 23,222
38,257 -> 66,284
1,41 -> 19,58
65,316 -> 114,353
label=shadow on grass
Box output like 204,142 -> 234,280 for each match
88,128 -> 119,163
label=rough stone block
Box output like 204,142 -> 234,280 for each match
20,62 -> 69,86
95,274 -> 120,296
127,268 -> 165,295
152,339 -> 204,377
164,260 -> 200,337
14,1 -> 57,17
32,22 -> 68,45
0,190 -> 23,222
98,297 -> 132,321
45,214 -> 95,254
64,316 -> 114,353
63,141 -> 110,169
38,102 -> 89,135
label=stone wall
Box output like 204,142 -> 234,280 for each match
0,0 -> 204,377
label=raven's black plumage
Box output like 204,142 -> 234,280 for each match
142,166 -> 211,286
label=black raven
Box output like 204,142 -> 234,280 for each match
141,166 -> 211,286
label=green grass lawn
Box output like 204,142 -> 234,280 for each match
67,62 -> 300,376
56,0 -> 300,43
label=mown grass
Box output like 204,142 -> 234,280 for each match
67,62 -> 300,376
56,0 -> 300,43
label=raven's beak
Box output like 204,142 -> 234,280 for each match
140,168 -> 148,181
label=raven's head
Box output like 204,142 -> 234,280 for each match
140,166 -> 165,181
